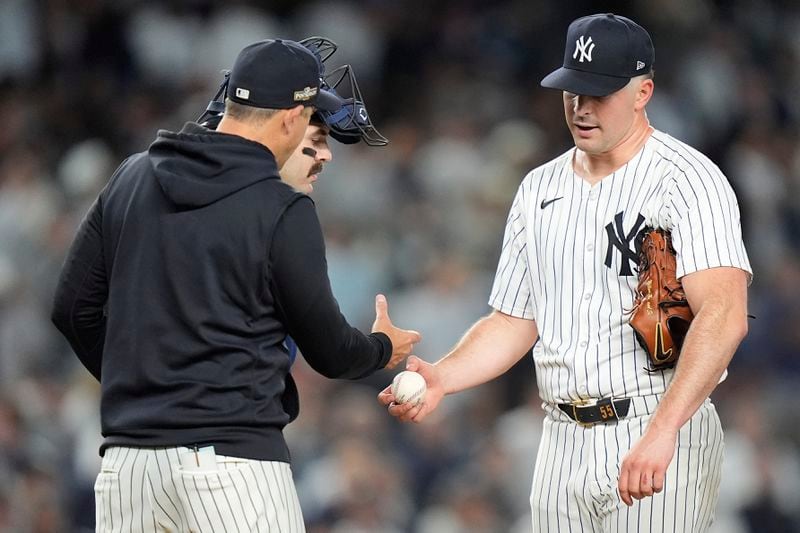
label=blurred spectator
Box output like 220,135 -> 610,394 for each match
0,0 -> 41,80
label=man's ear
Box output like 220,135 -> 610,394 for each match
635,78 -> 654,110
281,105 -> 307,132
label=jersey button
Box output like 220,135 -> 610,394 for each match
584,293 -> 591,300
580,341 -> 588,348
586,243 -> 594,251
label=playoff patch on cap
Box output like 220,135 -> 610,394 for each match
293,86 -> 318,102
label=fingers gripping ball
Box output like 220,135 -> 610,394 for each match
391,371 -> 427,406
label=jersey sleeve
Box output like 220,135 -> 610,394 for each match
667,160 -> 753,282
488,183 -> 535,318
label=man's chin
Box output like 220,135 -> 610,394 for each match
574,137 -> 603,154
304,175 -> 319,194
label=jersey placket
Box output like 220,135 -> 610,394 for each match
575,181 -> 600,400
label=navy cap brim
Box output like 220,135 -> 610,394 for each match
315,88 -> 344,113
541,67 -> 631,97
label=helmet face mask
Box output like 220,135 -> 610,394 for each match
298,36 -> 338,65
197,70 -> 231,130
198,36 -> 387,146
318,64 -> 388,147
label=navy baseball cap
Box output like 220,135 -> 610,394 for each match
541,14 -> 654,97
228,39 -> 343,112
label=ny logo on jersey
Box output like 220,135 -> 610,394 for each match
573,36 -> 595,63
604,212 -> 645,276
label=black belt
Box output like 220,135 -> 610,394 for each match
557,397 -> 631,426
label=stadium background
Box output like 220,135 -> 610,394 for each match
1,0 -> 799,531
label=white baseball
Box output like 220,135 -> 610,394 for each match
391,370 -> 427,406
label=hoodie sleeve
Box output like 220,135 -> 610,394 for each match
51,196 -> 108,380
268,196 -> 391,379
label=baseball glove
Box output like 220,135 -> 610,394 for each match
629,227 -> 694,370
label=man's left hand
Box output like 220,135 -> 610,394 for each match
618,425 -> 678,506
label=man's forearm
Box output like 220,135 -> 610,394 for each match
647,279 -> 748,433
436,310 -> 538,395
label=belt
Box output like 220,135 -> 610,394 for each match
557,397 -> 631,426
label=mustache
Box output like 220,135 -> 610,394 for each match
308,163 -> 323,177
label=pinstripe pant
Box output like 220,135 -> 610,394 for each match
94,446 -> 305,533
531,398 -> 723,532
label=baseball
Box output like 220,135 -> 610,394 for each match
391,371 -> 427,406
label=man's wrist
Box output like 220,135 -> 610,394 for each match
370,332 -> 393,368
646,410 -> 683,435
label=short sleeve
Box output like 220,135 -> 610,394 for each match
488,184 -> 535,318
667,161 -> 752,282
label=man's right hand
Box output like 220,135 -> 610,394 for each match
377,355 -> 444,423
371,294 -> 421,369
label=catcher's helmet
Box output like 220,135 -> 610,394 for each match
198,36 -> 387,146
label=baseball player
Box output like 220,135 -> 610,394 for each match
51,39 -> 420,532
380,13 -> 752,532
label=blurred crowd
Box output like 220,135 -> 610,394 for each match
1,0 -> 799,531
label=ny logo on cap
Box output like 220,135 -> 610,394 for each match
573,35 -> 595,63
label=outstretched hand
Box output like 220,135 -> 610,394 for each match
377,355 -> 445,423
371,294 -> 421,369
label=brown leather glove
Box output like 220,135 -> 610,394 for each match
629,227 -> 694,370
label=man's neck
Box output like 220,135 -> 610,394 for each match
573,119 -> 653,185
217,117 -> 285,167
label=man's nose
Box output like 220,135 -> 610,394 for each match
573,95 -> 592,114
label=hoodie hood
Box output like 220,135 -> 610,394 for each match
149,122 -> 280,208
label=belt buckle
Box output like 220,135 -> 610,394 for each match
572,398 -> 597,428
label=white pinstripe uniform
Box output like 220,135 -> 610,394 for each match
489,129 -> 752,532
94,446 -> 305,532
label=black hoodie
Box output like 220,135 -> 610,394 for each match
51,123 -> 391,462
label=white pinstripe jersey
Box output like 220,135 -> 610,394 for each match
489,129 -> 752,405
